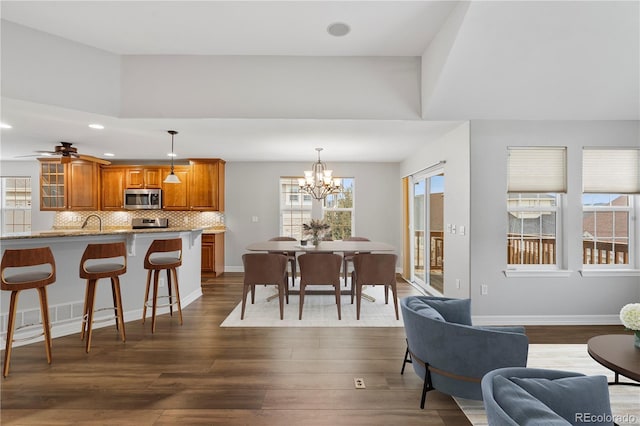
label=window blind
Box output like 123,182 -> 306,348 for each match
583,148 -> 640,194
507,147 -> 567,193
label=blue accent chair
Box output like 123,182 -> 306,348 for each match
400,296 -> 529,408
482,367 -> 614,426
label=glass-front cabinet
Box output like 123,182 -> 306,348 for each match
40,161 -> 66,210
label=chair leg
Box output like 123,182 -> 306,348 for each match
400,345 -> 412,375
166,269 -> 173,317
142,270 -> 152,324
112,277 -> 126,342
151,270 -> 160,333
420,369 -> 434,409
277,282 -> 285,320
241,283 -> 249,320
356,283 -> 362,320
110,281 -> 119,331
171,267 -> 183,325
391,282 -> 399,320
284,273 -> 289,304
80,282 -> 90,339
3,291 -> 20,377
335,284 -> 341,320
84,280 -> 97,353
37,286 -> 53,365
299,284 -> 305,320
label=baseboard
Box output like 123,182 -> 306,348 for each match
472,314 -> 622,326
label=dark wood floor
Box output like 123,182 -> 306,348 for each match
1,273 -> 623,425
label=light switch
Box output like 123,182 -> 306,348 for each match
251,216 -> 259,223
451,224 -> 456,234
459,225 -> 466,236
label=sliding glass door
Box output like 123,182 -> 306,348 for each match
410,171 -> 444,294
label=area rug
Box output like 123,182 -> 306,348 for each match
220,283 -> 403,327
455,344 -> 640,426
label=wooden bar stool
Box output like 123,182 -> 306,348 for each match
1,247 -> 56,377
142,238 -> 183,333
79,242 -> 127,353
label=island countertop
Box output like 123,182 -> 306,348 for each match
0,226 -> 225,240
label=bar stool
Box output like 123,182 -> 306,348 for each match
79,242 -> 127,353
142,238 -> 183,333
1,247 -> 56,377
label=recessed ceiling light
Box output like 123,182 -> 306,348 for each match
88,123 -> 104,130
0,123 -> 13,129
103,152 -> 115,157
327,22 -> 350,37
167,153 -> 177,157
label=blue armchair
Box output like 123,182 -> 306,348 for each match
400,296 -> 529,408
482,367 -> 613,426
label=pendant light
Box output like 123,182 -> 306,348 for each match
163,130 -> 181,184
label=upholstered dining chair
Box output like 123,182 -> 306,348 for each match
241,253 -> 289,320
268,237 -> 297,287
297,253 -> 342,320
351,253 -> 399,320
342,236 -> 370,287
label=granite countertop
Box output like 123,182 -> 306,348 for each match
0,226 -> 226,240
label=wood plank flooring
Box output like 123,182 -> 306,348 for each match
1,273 -> 625,425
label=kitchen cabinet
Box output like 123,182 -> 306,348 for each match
161,166 -> 191,210
201,233 -> 224,276
101,167 -> 126,210
189,159 -> 225,211
39,159 -> 100,211
125,167 -> 162,189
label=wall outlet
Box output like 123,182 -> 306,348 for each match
456,279 -> 461,289
159,278 -> 165,288
481,284 -> 488,295
354,378 -> 366,389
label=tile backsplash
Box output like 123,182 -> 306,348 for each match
54,210 -> 224,229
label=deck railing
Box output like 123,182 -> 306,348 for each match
507,233 -> 629,265
414,230 -> 444,271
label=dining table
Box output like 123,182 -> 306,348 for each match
246,239 -> 397,302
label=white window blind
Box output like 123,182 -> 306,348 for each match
508,147 -> 567,193
583,148 -> 640,194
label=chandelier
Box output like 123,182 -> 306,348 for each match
298,148 -> 342,200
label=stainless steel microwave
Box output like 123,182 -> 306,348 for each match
124,188 -> 162,210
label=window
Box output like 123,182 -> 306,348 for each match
507,147 -> 566,268
582,148 -> 639,268
1,177 -> 32,234
323,178 -> 354,240
279,177 -> 354,240
279,178 -> 312,239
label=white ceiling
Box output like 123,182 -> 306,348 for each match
0,1 -> 458,56
0,1 -> 637,163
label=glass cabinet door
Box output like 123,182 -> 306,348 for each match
40,162 -> 66,209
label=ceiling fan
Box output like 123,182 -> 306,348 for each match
16,142 -> 111,165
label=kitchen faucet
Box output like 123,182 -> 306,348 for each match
81,214 -> 102,231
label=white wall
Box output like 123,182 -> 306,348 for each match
400,122 -> 471,299
225,161 -> 402,271
470,120 -> 640,324
1,21 -> 121,116
121,55 -> 421,119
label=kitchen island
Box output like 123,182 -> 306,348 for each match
0,227 -> 214,345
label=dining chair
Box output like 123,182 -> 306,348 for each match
268,237 -> 297,287
342,236 -> 371,287
297,253 -> 342,320
241,253 -> 289,320
351,253 -> 399,320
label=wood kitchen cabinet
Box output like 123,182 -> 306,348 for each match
201,233 -> 224,276
39,159 -> 100,211
101,167 -> 126,210
189,159 -> 225,211
125,167 -> 162,188
161,166 -> 191,210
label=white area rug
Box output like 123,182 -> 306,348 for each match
455,344 -> 640,426
220,283 -> 403,327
